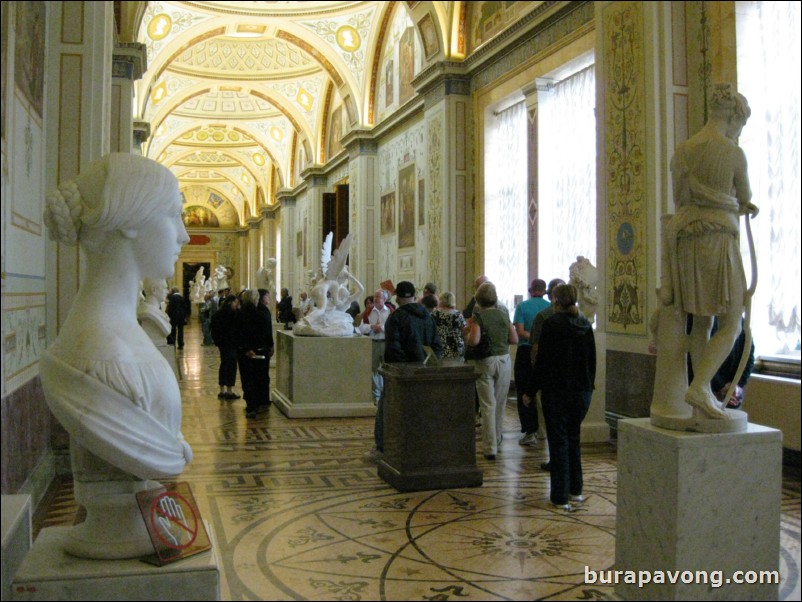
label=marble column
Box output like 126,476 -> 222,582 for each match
296,167 -> 328,284
343,131 -> 378,290
522,82 -> 541,284
276,189 -> 298,294
416,67 -> 473,304
110,43 -> 146,153
132,120 -> 150,156
45,0 -> 115,336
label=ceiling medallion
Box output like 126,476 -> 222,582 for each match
252,153 -> 265,166
336,26 -> 361,52
297,88 -> 314,111
270,127 -> 284,141
151,81 -> 168,104
148,14 -> 172,41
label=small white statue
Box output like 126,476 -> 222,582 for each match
255,258 -> 277,302
41,153 -> 193,559
569,256 -> 599,325
190,266 -> 206,303
213,264 -> 232,290
652,83 -> 758,430
293,232 -> 364,336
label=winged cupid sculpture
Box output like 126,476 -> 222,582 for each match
293,232 -> 364,336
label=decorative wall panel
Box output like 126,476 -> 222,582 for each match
3,293 -> 46,392
603,2 -> 646,334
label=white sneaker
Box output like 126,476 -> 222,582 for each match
519,432 -> 538,446
570,494 -> 585,503
551,502 -> 571,511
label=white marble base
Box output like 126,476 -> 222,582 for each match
273,331 -> 376,418
616,418 -> 782,600
10,523 -> 220,601
651,408 -> 748,433
2,495 -> 32,601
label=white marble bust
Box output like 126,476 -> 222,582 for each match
41,153 -> 193,559
138,277 -> 170,337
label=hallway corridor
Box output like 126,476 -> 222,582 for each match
36,320 -> 801,600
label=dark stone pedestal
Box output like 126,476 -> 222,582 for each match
377,362 -> 482,491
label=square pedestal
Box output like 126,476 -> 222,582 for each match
2,495 -> 32,601
616,418 -> 782,600
378,363 -> 482,491
274,331 -> 375,417
10,524 -> 220,601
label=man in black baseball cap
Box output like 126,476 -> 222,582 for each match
369,281 -> 443,461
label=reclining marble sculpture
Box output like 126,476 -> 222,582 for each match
293,232 -> 364,336
41,153 -> 193,559
651,83 -> 758,432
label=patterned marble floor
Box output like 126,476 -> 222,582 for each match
36,321 -> 801,601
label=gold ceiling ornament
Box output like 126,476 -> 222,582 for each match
336,25 -> 361,52
148,14 -> 173,41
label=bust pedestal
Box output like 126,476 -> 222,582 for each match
273,331 -> 375,417
615,418 -> 782,600
10,523 -> 220,601
377,362 -> 482,492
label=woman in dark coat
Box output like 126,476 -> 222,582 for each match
211,294 -> 241,400
525,284 -> 596,510
237,289 -> 274,418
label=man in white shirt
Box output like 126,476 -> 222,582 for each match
359,288 -> 392,403
298,291 -> 313,317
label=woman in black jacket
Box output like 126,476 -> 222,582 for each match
525,284 -> 596,510
211,294 -> 241,400
236,289 -> 274,418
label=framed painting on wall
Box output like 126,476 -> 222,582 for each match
399,27 -> 415,104
398,163 -> 415,249
14,1 -> 45,119
419,13 -> 440,60
418,179 -> 425,226
384,59 -> 394,109
381,192 -> 395,236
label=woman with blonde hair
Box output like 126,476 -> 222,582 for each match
464,281 -> 518,460
432,291 -> 467,359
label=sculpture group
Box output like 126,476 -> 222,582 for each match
293,232 -> 364,337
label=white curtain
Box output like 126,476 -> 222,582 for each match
738,1 -> 801,355
484,100 -> 528,315
538,65 -> 597,285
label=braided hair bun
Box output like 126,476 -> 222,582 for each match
43,181 -> 83,245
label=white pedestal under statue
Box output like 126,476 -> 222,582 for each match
615,418 -> 781,601
11,525 -> 220,601
273,330 -> 375,418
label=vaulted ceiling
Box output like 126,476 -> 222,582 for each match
128,1 -> 548,228
132,1 -> 447,227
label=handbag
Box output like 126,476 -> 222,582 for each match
465,315 -> 493,360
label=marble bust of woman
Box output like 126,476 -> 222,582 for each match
41,153 -> 193,559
